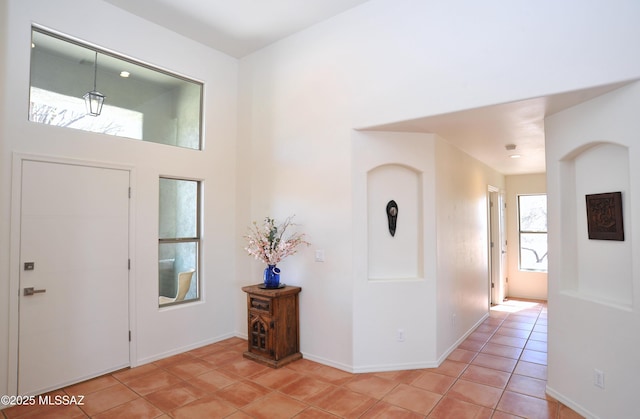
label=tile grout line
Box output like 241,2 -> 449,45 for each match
3,302 -> 569,419
421,308 -> 510,417
492,306 -> 539,417
440,302 -> 548,418
492,303 -> 555,419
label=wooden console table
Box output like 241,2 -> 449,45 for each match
241,284 -> 302,368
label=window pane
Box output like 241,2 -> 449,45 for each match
29,28 -> 202,149
159,177 -> 200,306
520,233 -> 548,271
159,241 -> 198,303
30,86 -> 144,137
519,195 -> 547,232
159,178 -> 198,239
518,194 -> 548,272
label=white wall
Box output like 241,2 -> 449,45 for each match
346,0 -> 640,129
236,41 -> 356,370
505,174 -> 548,300
0,0 -> 10,399
237,0 -> 640,372
435,138 -> 505,357
3,0 -> 640,400
0,0 -> 237,397
545,82 -> 640,418
352,131 -> 438,371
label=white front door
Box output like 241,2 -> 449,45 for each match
18,160 -> 130,395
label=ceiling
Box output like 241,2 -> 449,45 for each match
102,0 -> 370,58
367,82 -> 631,175
102,0 -> 631,175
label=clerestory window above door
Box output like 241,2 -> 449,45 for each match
29,27 -> 203,150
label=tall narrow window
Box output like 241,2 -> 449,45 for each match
159,178 -> 200,306
518,194 -> 548,272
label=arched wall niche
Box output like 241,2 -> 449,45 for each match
559,141 -> 633,308
367,163 -> 423,281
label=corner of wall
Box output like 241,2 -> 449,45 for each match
545,81 -> 640,419
0,0 -> 11,400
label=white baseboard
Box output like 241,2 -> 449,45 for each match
300,352 -> 356,373
298,313 -> 490,374
546,385 -> 598,419
350,360 -> 439,374
134,332 -> 236,367
435,312 -> 490,365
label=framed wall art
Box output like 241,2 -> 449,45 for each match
585,191 -> 624,241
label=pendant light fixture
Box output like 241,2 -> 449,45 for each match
83,51 -> 105,116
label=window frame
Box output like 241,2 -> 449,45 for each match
30,26 -> 204,150
517,193 -> 548,273
158,177 -> 202,306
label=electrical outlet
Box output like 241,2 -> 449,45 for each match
594,369 -> 605,389
397,329 -> 405,342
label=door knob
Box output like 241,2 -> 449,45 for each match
23,287 -> 46,296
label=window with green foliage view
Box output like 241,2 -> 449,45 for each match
518,194 -> 548,272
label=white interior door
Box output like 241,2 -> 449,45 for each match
489,191 -> 498,305
18,160 -> 130,395
498,191 -> 508,300
489,189 -> 507,305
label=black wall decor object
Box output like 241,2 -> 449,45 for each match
585,192 -> 624,241
386,200 -> 398,237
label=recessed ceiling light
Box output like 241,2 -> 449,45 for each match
510,154 -> 521,159
120,71 -> 130,78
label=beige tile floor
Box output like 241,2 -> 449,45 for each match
2,299 -> 584,418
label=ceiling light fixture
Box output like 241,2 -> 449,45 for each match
83,51 -> 106,116
505,144 -> 520,158
120,71 -> 130,78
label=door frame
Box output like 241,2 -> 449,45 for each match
488,185 -> 507,306
8,153 -> 137,395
